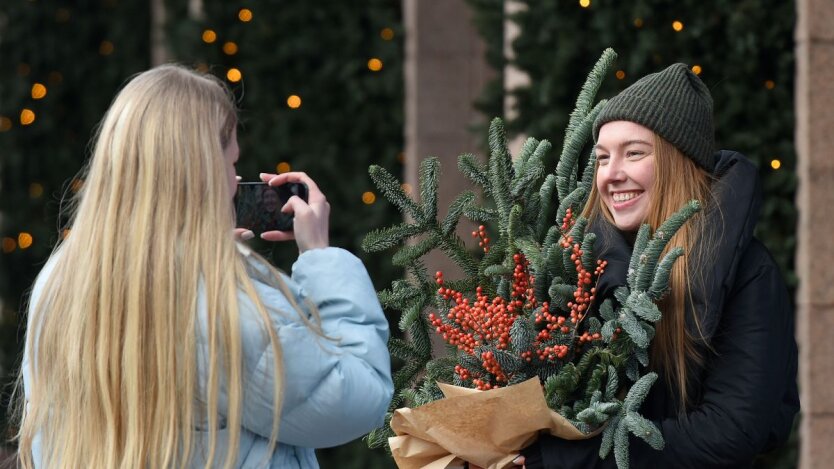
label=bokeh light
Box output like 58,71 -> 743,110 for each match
381,28 -> 394,41
239,8 -> 253,22
227,68 -> 242,82
276,162 -> 291,173
362,191 -> 377,205
367,58 -> 383,72
223,41 -> 238,55
18,233 -> 33,249
287,95 -> 302,109
771,159 -> 782,170
692,65 -> 702,75
20,109 -> 35,125
31,83 -> 47,99
672,21 -> 684,32
202,29 -> 217,43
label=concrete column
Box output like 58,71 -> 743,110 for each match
504,0 -> 531,157
403,0 -> 493,280
795,0 -> 834,466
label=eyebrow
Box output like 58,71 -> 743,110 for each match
594,139 -> 653,151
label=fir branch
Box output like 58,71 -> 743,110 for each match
648,247 -> 684,300
604,365 -> 619,401
599,414 -> 620,459
536,174 -> 558,241
624,372 -> 658,412
626,292 -> 662,323
458,153 -> 490,193
442,191 -> 477,236
510,315 -> 535,353
627,225 -> 652,287
488,118 -> 514,223
620,312 -> 649,349
419,157 -> 440,222
565,48 -> 617,140
362,223 -> 425,252
580,232 -> 597,272
512,140 -> 550,198
462,204 -> 498,223
515,237 -> 542,268
392,233 -> 439,267
635,200 -> 701,290
556,100 -> 605,200
600,299 -> 616,321
389,337 -> 419,361
513,136 -> 540,177
438,233 -> 479,277
624,412 -> 664,450
578,148 -> 597,208
369,165 -> 425,223
408,312 -> 434,360
556,186 -> 587,234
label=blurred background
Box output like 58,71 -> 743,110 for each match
0,0 -> 801,468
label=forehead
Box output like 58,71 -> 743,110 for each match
596,121 -> 654,147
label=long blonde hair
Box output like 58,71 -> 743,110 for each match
17,65 -> 299,468
583,132 -> 714,410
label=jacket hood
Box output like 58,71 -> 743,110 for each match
589,150 -> 762,343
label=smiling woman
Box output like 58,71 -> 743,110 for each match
519,63 -> 799,468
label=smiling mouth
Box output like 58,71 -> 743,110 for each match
611,191 -> 642,203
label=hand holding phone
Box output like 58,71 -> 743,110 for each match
234,182 -> 309,235
258,172 -> 330,253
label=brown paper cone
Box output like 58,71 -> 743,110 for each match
389,377 -> 600,469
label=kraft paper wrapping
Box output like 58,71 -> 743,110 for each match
389,377 -> 599,469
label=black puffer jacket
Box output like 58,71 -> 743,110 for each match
523,151 -> 799,468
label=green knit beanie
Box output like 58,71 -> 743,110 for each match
593,63 -> 715,172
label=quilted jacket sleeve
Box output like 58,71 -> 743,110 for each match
235,247 -> 393,448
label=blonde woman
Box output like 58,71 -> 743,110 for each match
18,65 -> 393,468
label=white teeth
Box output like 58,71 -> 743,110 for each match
612,192 -> 640,202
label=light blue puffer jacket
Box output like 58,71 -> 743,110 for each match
23,246 -> 393,468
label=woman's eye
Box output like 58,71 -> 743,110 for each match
596,154 -> 609,164
627,151 -> 644,158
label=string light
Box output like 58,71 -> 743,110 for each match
367,58 -> 383,72
765,80 -> 775,90
29,183 -> 44,198
223,41 -> 238,55
615,70 -> 626,80
691,65 -> 702,75
633,18 -> 643,28
2,238 -> 16,254
20,109 -> 35,126
18,233 -> 33,250
380,28 -> 394,41
0,116 -> 11,132
771,159 -> 782,170
202,29 -> 217,43
31,83 -> 47,100
401,183 -> 412,195
287,95 -> 302,109
238,8 -> 253,22
672,21 -> 684,32
226,68 -> 242,82
276,162 -> 291,173
362,191 -> 376,205
99,40 -> 115,55
579,0 -> 591,7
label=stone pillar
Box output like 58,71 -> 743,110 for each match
504,0 -> 531,157
403,0 -> 493,280
795,0 -> 834,466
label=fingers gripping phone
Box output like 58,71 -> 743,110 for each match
234,182 -> 309,234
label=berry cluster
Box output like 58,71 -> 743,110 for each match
431,209 -> 609,390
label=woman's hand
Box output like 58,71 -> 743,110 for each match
258,171 -> 329,253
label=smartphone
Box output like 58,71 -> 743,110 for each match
234,182 -> 309,234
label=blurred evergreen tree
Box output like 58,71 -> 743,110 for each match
0,2 -> 401,467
